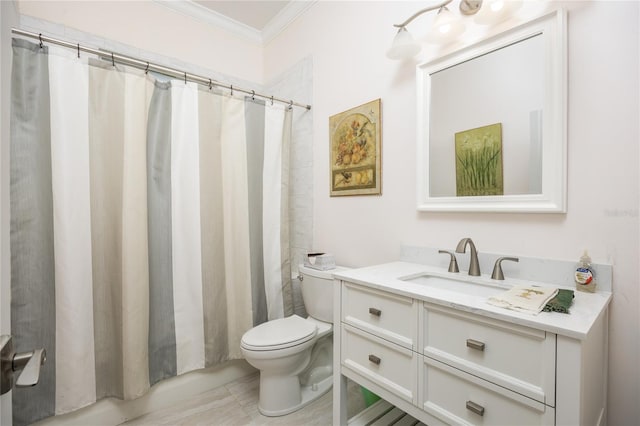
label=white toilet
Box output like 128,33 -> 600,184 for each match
240,264 -> 347,416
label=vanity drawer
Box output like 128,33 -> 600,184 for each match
422,304 -> 555,405
421,357 -> 555,426
342,282 -> 417,349
341,324 -> 418,404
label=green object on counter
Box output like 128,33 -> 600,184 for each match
543,289 -> 575,313
360,386 -> 381,407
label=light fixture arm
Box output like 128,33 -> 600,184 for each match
387,0 -> 483,59
392,0 -> 483,28
392,0 -> 453,28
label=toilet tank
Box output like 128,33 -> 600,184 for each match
298,265 -> 349,323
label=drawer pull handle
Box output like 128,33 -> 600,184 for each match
466,400 -> 485,416
368,354 -> 381,365
466,339 -> 485,351
368,307 -> 382,317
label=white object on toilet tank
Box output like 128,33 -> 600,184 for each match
298,264 -> 348,323
303,253 -> 336,270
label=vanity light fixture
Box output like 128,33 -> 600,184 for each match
388,0 -> 521,60
387,0 -> 483,60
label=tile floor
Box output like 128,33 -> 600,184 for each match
120,373 -> 366,426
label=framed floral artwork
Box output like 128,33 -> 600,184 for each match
329,99 -> 381,196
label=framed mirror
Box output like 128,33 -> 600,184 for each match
416,10 -> 566,213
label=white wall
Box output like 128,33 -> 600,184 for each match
265,1 -> 639,424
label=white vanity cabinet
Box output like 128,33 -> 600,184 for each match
420,303 -> 556,425
333,262 -> 611,426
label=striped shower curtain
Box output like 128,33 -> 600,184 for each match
9,38 -> 293,425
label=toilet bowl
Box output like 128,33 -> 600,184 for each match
240,265 -> 347,417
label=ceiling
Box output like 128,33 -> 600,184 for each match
156,0 -> 312,44
193,1 -> 291,31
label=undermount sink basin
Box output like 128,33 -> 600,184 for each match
400,273 -> 509,297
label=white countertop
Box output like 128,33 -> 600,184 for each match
334,261 -> 612,340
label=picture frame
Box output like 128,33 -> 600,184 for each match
329,99 -> 382,196
455,123 -> 504,196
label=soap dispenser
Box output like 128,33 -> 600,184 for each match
575,250 -> 596,293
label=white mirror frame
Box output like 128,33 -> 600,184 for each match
416,10 -> 567,213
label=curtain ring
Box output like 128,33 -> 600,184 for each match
184,72 -> 187,84
145,62 -> 149,74
209,79 -> 212,90
111,52 -> 115,67
77,43 -> 80,58
251,90 -> 255,100
39,33 -> 43,49
271,95 -> 274,106
289,100 -> 293,110
230,85 -> 233,96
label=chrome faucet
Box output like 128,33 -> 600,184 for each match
455,238 -> 481,276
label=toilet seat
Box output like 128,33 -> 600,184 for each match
241,315 -> 317,351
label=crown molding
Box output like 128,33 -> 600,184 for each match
153,0 -> 262,44
153,0 -> 317,46
262,1 -> 317,44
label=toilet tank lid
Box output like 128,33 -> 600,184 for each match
298,264 -> 349,279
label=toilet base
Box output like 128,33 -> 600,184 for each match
258,374 -> 333,417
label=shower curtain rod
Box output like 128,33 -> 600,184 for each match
11,28 -> 312,111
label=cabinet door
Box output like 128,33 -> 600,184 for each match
342,282 -> 417,350
341,324 -> 418,404
423,304 -> 556,405
421,357 -> 555,426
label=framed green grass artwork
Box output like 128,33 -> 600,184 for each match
455,123 -> 504,197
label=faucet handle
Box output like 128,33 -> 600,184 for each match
438,250 -> 459,273
491,257 -> 519,280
